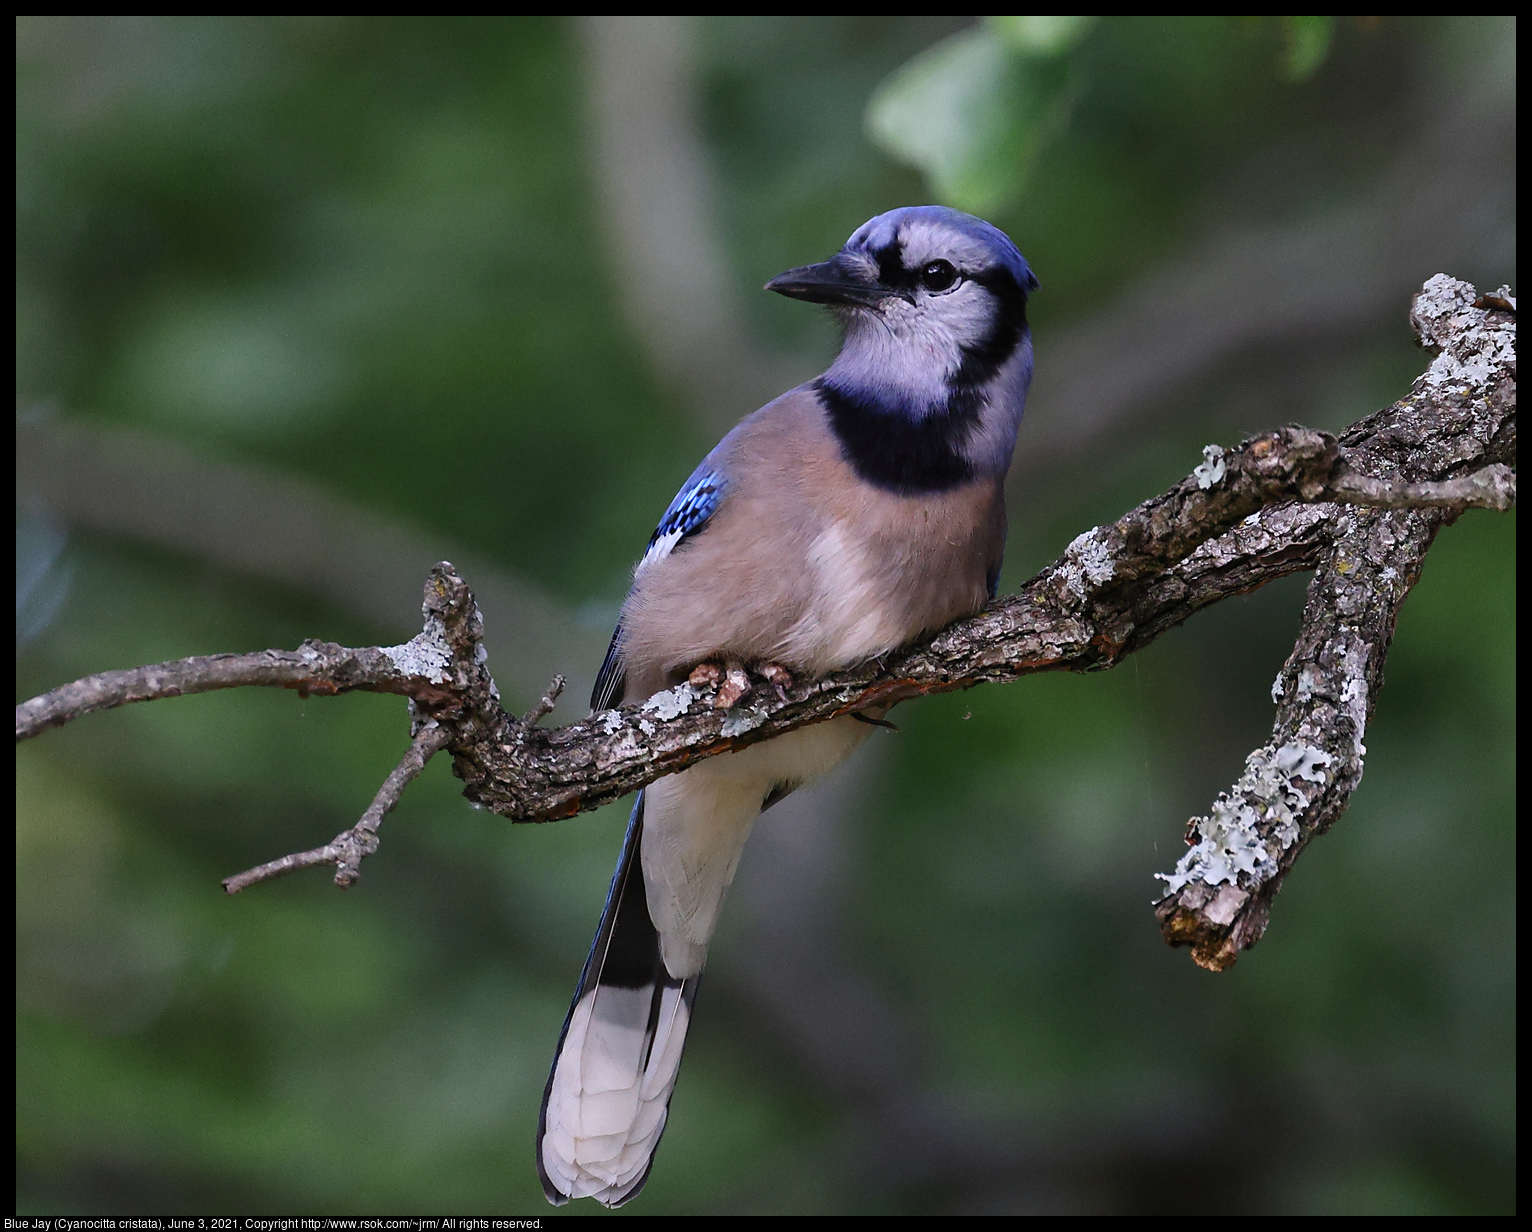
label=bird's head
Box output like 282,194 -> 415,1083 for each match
765,206 -> 1037,406
764,207 -> 1037,489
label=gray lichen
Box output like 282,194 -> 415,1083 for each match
1193,443 -> 1227,489
641,683 -> 702,721
382,616 -> 452,683
720,706 -> 769,738
1155,740 -> 1334,897
1057,528 -> 1116,601
1413,275 -> 1516,397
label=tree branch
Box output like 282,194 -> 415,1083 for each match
221,720 -> 454,894
16,643 -> 428,740
14,277 -> 1514,946
1328,461 -> 1515,511
1153,273 -> 1516,968
13,415 -> 605,701
1154,504 -> 1443,969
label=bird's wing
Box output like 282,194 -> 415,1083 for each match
589,462 -> 728,712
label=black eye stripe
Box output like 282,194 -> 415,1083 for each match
875,239 -> 910,290
867,237 -> 1034,309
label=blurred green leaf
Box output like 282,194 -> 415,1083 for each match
864,22 -> 1084,214
988,14 -> 1098,56
1282,16 -> 1336,81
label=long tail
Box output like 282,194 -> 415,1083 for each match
536,791 -> 699,1207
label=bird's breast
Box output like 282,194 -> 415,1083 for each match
780,475 -> 1004,674
786,519 -> 912,669
617,388 -> 1005,697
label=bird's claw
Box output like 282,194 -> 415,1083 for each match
759,662 -> 793,702
715,664 -> 751,709
687,660 -> 793,709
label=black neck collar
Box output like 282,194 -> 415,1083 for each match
819,306 -> 1027,495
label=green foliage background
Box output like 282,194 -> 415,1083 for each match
16,16 -> 1515,1215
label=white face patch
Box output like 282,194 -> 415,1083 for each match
885,278 -> 996,350
837,281 -> 998,402
828,215 -> 1011,401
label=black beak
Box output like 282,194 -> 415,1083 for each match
764,253 -> 894,308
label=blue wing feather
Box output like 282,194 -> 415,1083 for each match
642,465 -> 726,564
589,464 -> 728,712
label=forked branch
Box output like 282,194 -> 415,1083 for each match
15,276 -> 1515,970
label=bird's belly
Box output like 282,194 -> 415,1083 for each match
779,516 -> 984,673
642,714 -> 871,976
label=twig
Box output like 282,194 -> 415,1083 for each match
14,415 -> 604,701
222,721 -> 454,893
520,675 -> 566,727
1329,461 -> 1515,511
15,565 -> 495,743
16,644 -> 420,741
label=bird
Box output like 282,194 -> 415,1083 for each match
536,205 -> 1039,1206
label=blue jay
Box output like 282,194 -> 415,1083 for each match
537,205 -> 1038,1206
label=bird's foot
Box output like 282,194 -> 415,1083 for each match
686,660 -> 794,709
758,662 -> 793,702
688,660 -> 749,709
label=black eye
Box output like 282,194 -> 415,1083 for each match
919,260 -> 958,292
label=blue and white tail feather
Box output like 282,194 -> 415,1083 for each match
537,793 -> 698,1207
